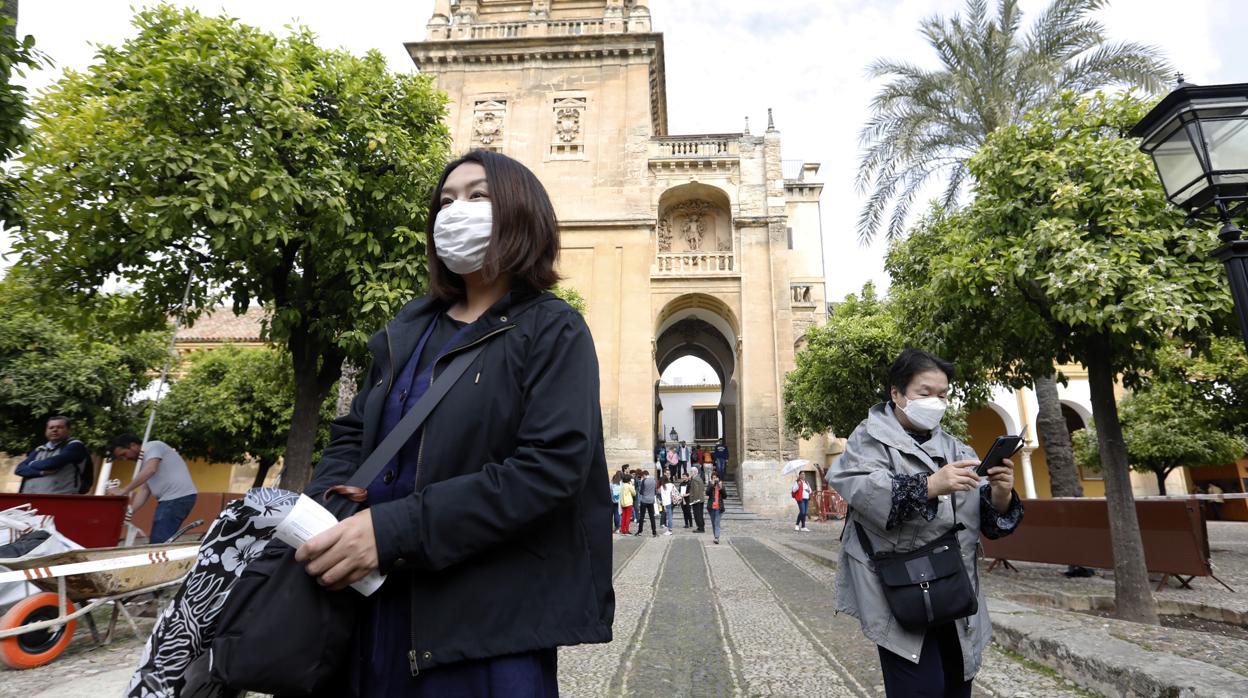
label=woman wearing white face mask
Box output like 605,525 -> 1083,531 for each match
825,349 -> 1023,698
297,150 -> 612,697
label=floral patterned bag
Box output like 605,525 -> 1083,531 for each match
126,488 -> 299,698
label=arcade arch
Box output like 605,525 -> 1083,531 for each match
654,293 -> 740,479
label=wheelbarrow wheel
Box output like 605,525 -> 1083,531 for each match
0,592 -> 77,669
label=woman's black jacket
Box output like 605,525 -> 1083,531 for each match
305,288 -> 614,673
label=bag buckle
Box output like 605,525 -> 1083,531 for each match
920,582 -> 930,590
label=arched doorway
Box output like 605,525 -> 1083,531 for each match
654,293 -> 739,480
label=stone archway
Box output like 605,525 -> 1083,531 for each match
654,294 -> 740,480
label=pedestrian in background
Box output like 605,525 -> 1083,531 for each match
618,474 -> 636,535
689,470 -> 706,533
706,474 -> 726,544
679,473 -> 693,528
634,469 -> 658,537
611,471 -> 623,533
659,476 -> 675,536
792,473 -> 812,532
826,349 -> 1023,698
16,416 -> 93,495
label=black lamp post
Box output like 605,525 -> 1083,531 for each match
1130,76 -> 1248,353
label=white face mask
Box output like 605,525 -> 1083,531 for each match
433,200 -> 494,275
899,396 -> 947,431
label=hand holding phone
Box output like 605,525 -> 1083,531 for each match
977,434 -> 1024,477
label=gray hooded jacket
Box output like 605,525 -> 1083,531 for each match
826,403 -> 1022,681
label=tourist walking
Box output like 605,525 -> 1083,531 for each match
665,448 -> 679,482
689,471 -> 706,533
712,438 -> 729,480
618,474 -> 636,535
825,349 -> 1023,698
634,469 -> 658,536
792,473 -> 812,532
293,150 -> 612,695
706,474 -> 727,543
679,474 -> 693,528
659,476 -> 676,535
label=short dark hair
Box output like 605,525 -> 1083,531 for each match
109,433 -> 142,451
887,349 -> 955,397
46,415 -> 70,427
425,150 -> 561,302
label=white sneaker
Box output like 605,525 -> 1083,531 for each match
664,530 -> 673,536
801,527 -> 811,532
794,525 -> 801,531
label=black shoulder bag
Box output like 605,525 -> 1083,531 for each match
854,492 -> 978,631
207,344 -> 486,696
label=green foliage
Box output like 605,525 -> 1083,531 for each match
785,284 -> 902,439
0,0 -> 46,227
552,284 -> 587,314
1159,336 -> 1248,441
16,6 -> 450,358
1072,375 -> 1245,493
0,273 -> 165,454
857,0 -> 1170,242
888,92 -> 1233,390
153,345 -> 334,474
12,6 -> 451,486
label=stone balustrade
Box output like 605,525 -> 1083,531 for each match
651,136 -> 739,158
655,252 -> 736,275
463,20 -> 607,40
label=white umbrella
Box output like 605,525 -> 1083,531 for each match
781,459 -> 810,476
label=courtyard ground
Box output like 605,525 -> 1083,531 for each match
2,520 -> 1245,697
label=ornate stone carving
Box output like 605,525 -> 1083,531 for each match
671,200 -> 711,251
472,99 -> 506,149
555,108 -> 581,143
656,219 -> 672,252
791,284 -> 813,304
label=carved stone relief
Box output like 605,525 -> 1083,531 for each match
472,99 -> 506,150
655,199 -> 730,255
551,96 -> 587,157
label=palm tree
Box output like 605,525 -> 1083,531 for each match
860,0 -> 1171,508
857,0 -> 1170,243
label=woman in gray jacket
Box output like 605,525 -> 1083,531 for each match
826,349 -> 1023,698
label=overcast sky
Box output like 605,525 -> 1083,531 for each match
6,0 -> 1246,366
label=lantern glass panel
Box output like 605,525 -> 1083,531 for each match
1202,108 -> 1248,188
1150,124 -> 1205,204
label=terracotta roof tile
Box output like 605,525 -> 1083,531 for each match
176,306 -> 267,342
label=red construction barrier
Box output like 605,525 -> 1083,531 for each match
0,494 -> 128,549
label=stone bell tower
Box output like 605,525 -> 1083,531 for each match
408,0 -> 831,517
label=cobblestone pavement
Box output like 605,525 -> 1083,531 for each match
5,517 -> 1188,697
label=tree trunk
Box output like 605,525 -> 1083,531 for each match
1034,374 -> 1083,497
336,360 -> 360,418
279,339 -> 342,493
1085,334 -> 1159,624
1154,468 -> 1170,496
252,455 -> 276,489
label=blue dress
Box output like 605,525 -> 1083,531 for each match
355,312 -> 558,697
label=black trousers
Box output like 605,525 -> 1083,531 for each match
634,502 -> 657,535
681,501 -> 692,527
692,502 -> 705,531
877,623 -> 971,698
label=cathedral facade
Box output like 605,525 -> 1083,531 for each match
408,0 -> 829,514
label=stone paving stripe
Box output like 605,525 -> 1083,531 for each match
744,536 -> 878,697
618,537 -> 735,697
612,534 -> 645,577
557,536 -> 670,697
709,537 -> 853,697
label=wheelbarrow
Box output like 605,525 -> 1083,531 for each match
0,526 -> 200,669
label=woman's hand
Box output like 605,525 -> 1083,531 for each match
986,459 -> 1016,513
927,460 -> 980,498
295,510 -> 380,591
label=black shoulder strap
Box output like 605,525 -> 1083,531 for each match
344,344 -> 486,491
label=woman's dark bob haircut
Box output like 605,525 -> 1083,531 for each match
887,348 -> 955,397
425,150 -> 561,301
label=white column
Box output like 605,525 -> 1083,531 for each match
1019,446 -> 1038,499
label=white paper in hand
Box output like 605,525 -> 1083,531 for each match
274,494 -> 386,596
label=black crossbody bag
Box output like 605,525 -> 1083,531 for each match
207,344 -> 486,696
854,492 -> 978,631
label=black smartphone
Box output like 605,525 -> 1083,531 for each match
976,434 -> 1024,477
